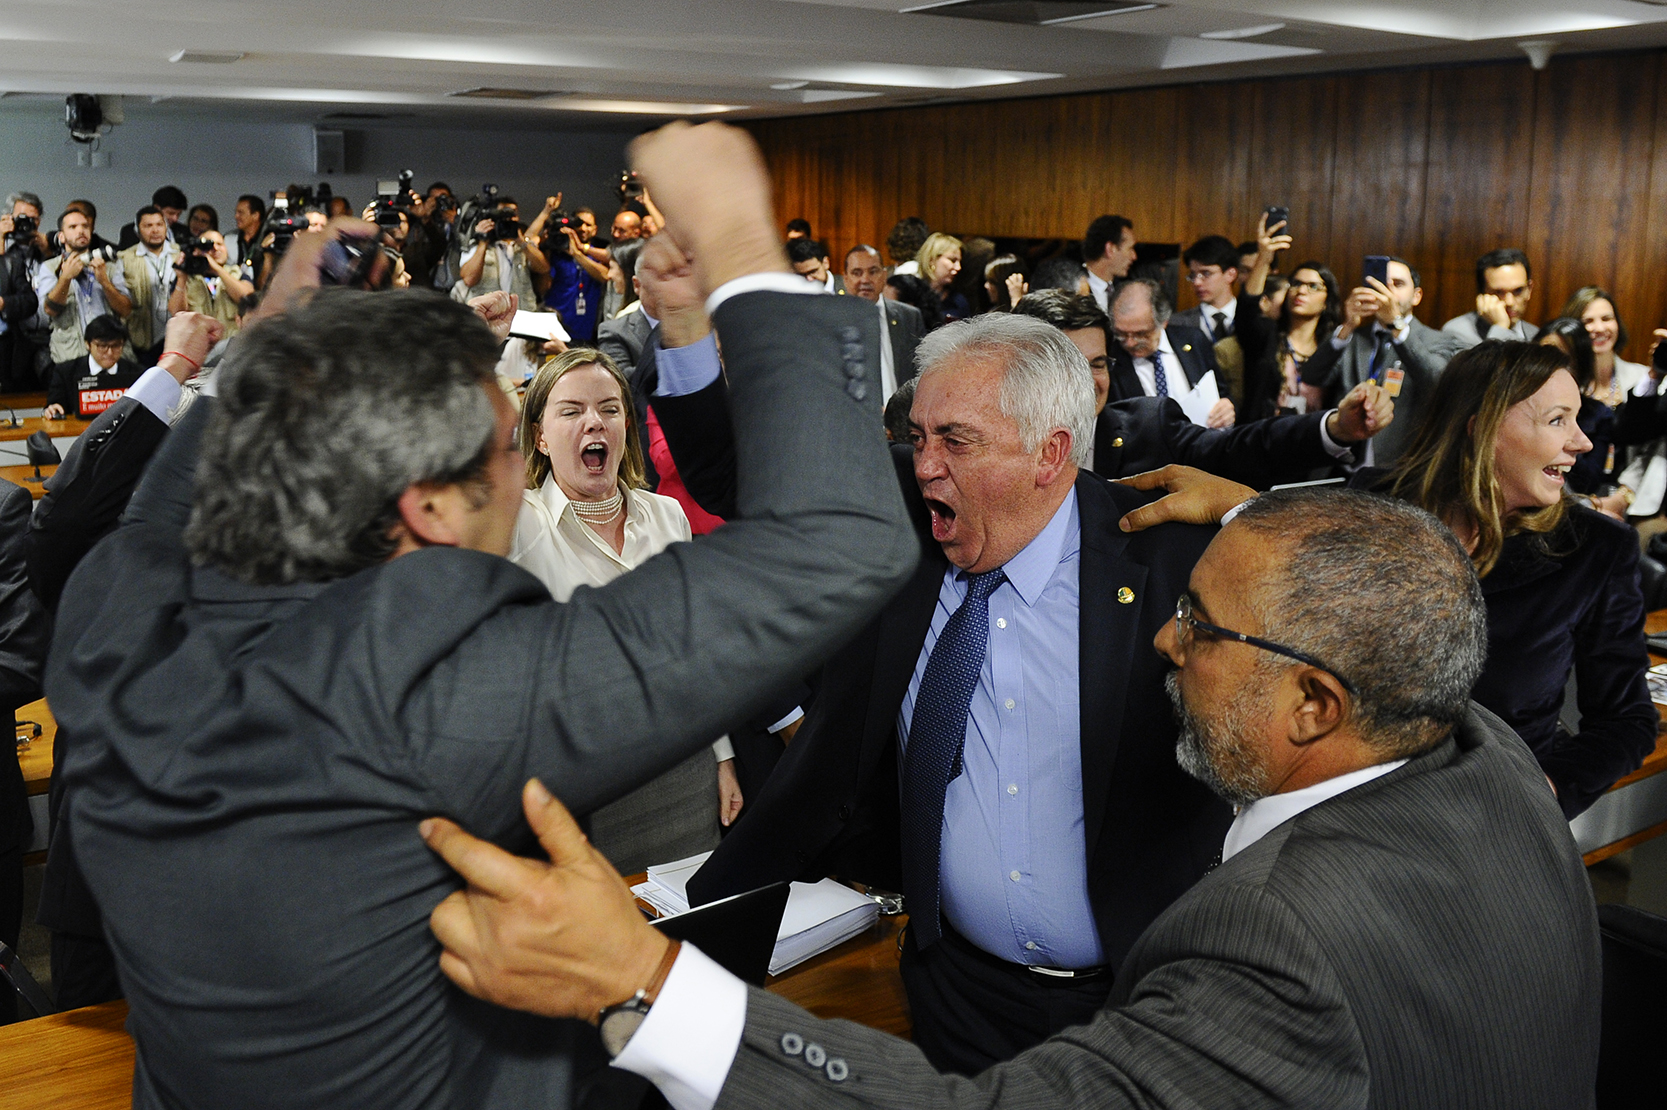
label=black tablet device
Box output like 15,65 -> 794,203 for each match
652,881 -> 791,986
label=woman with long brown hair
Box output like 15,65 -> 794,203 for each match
510,347 -> 743,871
1374,341 -> 1654,815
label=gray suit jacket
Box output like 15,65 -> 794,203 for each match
596,305 -> 654,377
50,291 -> 917,1110
714,705 -> 1601,1110
1441,311 -> 1541,349
1299,318 -> 1465,467
884,298 -> 925,382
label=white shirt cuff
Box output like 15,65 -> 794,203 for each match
1316,409 -> 1353,460
655,332 -> 723,397
1330,327 -> 1350,351
705,273 -> 825,317
611,943 -> 748,1110
767,707 -> 805,735
712,736 -> 735,763
1220,498 -> 1255,527
1635,375 -> 1659,398
125,366 -> 182,423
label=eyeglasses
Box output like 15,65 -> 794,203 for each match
1288,280 -> 1326,294
1173,594 -> 1359,695
1112,328 -> 1159,343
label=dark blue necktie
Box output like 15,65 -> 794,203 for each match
902,568 -> 1006,948
1369,330 -> 1392,383
1152,350 -> 1170,398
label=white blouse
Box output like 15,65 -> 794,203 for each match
510,475 -> 733,762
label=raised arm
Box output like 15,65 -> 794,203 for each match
425,123 -> 916,826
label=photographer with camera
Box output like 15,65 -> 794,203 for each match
401,181 -> 458,290
35,208 -> 132,364
167,230 -> 253,337
458,196 -> 547,304
117,205 -> 180,365
528,196 -> 608,343
0,194 -> 43,391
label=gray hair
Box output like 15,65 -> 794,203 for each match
1110,278 -> 1173,328
6,191 -> 43,213
1229,489 -> 1488,759
186,288 -> 501,585
913,313 -> 1096,466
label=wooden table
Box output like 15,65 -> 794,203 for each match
17,697 -> 56,864
0,392 -> 49,412
0,416 -> 89,443
0,464 -> 58,497
0,906 -> 908,1109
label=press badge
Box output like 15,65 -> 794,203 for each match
1382,368 -> 1405,398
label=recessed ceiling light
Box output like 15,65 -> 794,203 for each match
169,50 -> 246,64
771,81 -> 810,90
779,63 -> 1059,89
557,99 -> 742,115
903,1 -> 1158,25
1200,23 -> 1286,40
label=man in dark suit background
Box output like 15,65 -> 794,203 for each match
49,124 -> 918,1110
653,311 -> 1233,1073
845,243 -> 924,398
1107,278 -> 1235,428
1011,290 -> 1391,484
1300,256 -> 1464,468
788,237 -> 845,295
418,488 -> 1604,1110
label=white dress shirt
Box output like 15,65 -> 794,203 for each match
1086,269 -> 1111,313
877,297 -> 898,401
1198,297 -> 1237,343
612,757 -> 1411,1110
510,476 -> 731,762
1133,329 -> 1180,398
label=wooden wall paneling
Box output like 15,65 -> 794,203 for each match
1641,52 -> 1667,342
1171,79 -> 1257,257
1326,68 -> 1432,301
1417,62 -> 1538,329
1246,74 -> 1340,278
1525,52 -> 1659,343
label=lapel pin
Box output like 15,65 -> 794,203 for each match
1111,436 -> 1124,448
1117,587 -> 1135,604
1181,344 -> 1192,352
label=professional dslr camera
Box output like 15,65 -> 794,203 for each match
539,210 -> 586,257
617,170 -> 645,202
478,207 -> 522,243
3,213 -> 37,249
179,236 -> 217,277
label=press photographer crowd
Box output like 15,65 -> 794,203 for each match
0,119 -> 1659,1108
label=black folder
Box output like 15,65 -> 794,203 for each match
651,881 -> 790,986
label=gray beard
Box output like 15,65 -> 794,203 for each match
1166,671 -> 1270,808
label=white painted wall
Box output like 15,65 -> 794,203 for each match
0,108 -> 636,234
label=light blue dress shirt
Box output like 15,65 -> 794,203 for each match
898,489 -> 1102,968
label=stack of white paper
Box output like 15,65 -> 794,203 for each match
633,851 -> 880,975
507,310 -> 572,343
1173,369 -> 1221,427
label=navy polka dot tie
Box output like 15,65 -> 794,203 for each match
902,568 -> 1006,948
1152,349 -> 1170,398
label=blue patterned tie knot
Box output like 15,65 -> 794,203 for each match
902,567 -> 1006,947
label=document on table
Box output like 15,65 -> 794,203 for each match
1172,368 -> 1221,427
635,852 -> 881,975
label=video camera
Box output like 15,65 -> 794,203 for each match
617,170 -> 645,202
179,235 -> 217,277
539,210 -> 587,257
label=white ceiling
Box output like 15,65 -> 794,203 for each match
4,0 -> 1667,130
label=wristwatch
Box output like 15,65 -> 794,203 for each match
599,991 -> 654,1056
598,938 -> 682,1058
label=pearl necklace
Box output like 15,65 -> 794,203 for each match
570,488 -> 625,526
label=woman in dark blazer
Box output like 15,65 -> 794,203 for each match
1365,340 -> 1656,818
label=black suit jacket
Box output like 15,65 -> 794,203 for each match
883,299 -> 925,382
0,480 -> 48,861
595,306 -> 653,377
1351,470 -> 1657,818
48,292 -> 919,1110
1093,397 -> 1341,488
687,451 -> 1231,969
1108,324 -> 1217,404
45,357 -> 144,418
